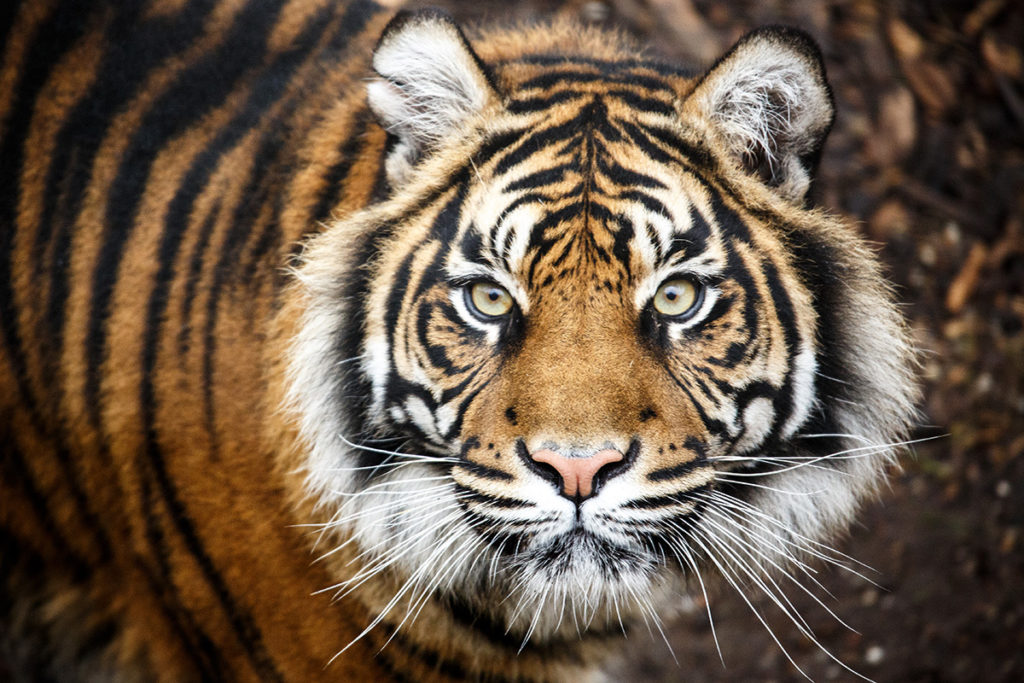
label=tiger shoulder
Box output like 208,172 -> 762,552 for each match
0,0 -> 918,680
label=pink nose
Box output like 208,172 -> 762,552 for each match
530,448 -> 624,498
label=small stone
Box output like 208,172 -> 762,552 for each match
580,1 -> 609,22
865,645 -> 886,665
918,243 -> 937,267
870,199 -> 912,240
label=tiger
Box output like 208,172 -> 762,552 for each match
0,0 -> 919,680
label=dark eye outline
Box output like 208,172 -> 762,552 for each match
462,280 -> 516,322
650,276 -> 705,322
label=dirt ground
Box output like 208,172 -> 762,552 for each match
408,0 -> 1024,680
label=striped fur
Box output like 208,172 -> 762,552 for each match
0,2 -> 918,681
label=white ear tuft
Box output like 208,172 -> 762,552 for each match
685,27 -> 834,201
367,10 -> 499,186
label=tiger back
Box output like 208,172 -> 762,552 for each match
0,1 -> 918,680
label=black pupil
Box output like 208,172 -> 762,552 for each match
487,289 -> 500,302
665,287 -> 679,301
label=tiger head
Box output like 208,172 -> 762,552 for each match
285,10 -> 917,648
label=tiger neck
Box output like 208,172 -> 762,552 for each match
340,564 -> 618,682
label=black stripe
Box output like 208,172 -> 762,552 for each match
492,116 -> 582,176
0,0 -> 87,451
144,436 -> 284,679
605,88 -> 675,115
783,229 -> 856,410
597,155 -> 667,190
662,204 -> 711,262
702,192 -> 760,369
370,185 -> 468,431
177,199 -> 221,356
137,465 -> 226,680
610,214 -> 634,278
0,433 -> 88,579
639,122 -> 715,170
471,127 -> 529,171
454,483 -> 532,509
617,119 -> 679,166
505,89 -> 584,113
438,369 -> 502,440
310,110 -> 372,224
758,256 -> 801,442
517,69 -> 677,94
502,163 -> 573,193
503,53 -> 693,78
0,0 -> 117,567
647,459 -> 707,483
453,461 -> 514,482
625,486 -> 708,510
665,366 -> 729,435
417,301 -> 477,374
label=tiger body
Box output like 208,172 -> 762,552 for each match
0,0 -> 918,681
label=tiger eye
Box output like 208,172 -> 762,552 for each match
469,282 -> 514,318
652,278 -> 699,317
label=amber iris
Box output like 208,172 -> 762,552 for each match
469,282 -> 514,318
653,278 -> 699,317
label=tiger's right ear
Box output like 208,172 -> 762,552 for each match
682,27 -> 834,202
367,10 -> 500,185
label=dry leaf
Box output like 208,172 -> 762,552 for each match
946,243 -> 988,313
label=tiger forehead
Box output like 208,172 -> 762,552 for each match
455,149 -> 721,299
446,59 -> 726,301
459,125 -> 719,280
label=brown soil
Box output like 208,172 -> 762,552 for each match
410,0 -> 1024,680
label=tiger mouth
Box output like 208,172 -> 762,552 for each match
513,528 -> 656,574
456,483 -> 710,582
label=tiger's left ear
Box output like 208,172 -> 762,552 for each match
683,27 -> 834,202
367,10 -> 500,186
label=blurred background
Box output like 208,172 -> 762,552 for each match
400,0 -> 1024,680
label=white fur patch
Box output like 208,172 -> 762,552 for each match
367,13 -> 496,184
687,30 -> 833,199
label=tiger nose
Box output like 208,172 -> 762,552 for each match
529,448 -> 624,499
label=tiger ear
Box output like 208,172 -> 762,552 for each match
367,10 -> 500,186
683,27 -> 834,202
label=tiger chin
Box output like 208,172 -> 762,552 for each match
0,1 -> 917,681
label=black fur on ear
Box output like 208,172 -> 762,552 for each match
685,27 -> 834,201
366,9 -> 500,186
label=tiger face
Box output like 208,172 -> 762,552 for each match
287,10 -> 916,646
